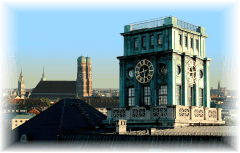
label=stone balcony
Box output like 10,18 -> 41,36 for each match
104,105 -> 225,128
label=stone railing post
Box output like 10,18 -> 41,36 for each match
175,105 -> 180,120
190,106 -> 194,120
217,108 -> 222,121
204,107 -> 209,120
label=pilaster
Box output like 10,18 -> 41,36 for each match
181,54 -> 188,106
203,58 -> 211,107
119,59 -> 126,107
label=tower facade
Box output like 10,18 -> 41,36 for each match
118,16 -> 210,108
86,57 -> 93,96
76,56 -> 92,98
18,69 -> 26,99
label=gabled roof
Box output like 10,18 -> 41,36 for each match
12,99 -> 107,141
28,108 -> 41,115
31,81 -> 76,94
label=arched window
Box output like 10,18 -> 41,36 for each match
20,134 -> 27,142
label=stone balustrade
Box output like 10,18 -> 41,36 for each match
106,105 -> 224,126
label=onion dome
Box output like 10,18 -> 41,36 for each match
86,56 -> 92,63
77,56 -> 86,62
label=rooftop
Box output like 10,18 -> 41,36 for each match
128,16 -> 201,32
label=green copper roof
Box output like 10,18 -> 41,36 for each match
13,114 -> 34,119
86,57 -> 92,63
77,56 -> 86,62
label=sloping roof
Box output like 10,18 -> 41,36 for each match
87,101 -> 119,108
31,81 -> 76,94
80,97 -> 119,108
12,99 -> 107,141
13,114 -> 35,119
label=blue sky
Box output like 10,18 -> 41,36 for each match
2,1 -> 239,90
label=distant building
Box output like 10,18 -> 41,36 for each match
30,56 -> 92,100
18,69 -> 26,99
2,98 -> 48,114
211,80 -> 228,97
12,113 -> 34,130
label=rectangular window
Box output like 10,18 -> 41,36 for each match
199,88 -> 203,107
176,85 -> 181,105
179,35 -> 182,46
191,38 -> 193,49
185,36 -> 188,47
144,86 -> 151,105
134,38 -> 138,50
158,34 -> 162,46
196,39 -> 199,50
188,87 -> 193,106
159,85 -> 167,105
150,35 -> 154,49
128,88 -> 135,106
142,36 -> 146,50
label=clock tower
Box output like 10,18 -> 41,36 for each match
104,16 -> 224,128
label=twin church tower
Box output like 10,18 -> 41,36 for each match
76,56 -> 93,97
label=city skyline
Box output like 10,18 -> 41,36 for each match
1,1 -> 239,90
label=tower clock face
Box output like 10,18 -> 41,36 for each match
135,59 -> 154,83
186,60 -> 197,84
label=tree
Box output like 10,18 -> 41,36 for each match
41,97 -> 51,107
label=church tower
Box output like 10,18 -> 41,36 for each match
86,56 -> 92,96
18,68 -> 26,99
76,56 -> 87,97
41,66 -> 47,81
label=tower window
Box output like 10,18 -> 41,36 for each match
150,35 -> 154,49
196,39 -> 199,50
191,38 -> 193,49
158,34 -> 162,46
144,86 -> 151,105
134,38 -> 138,51
179,35 -> 182,46
128,88 -> 135,106
199,88 -> 203,107
176,85 -> 181,105
142,36 -> 146,50
159,85 -> 167,105
185,36 -> 188,47
188,87 -> 193,106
